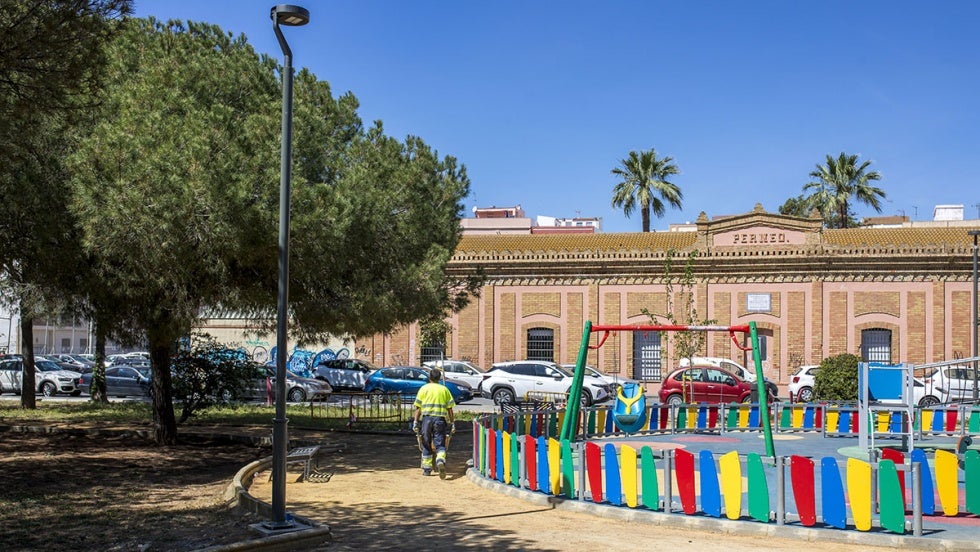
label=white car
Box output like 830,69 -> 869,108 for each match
679,356 -> 778,398
919,364 -> 979,404
0,358 -> 82,397
479,360 -> 611,406
422,360 -> 486,395
789,365 -> 819,402
561,364 -> 639,390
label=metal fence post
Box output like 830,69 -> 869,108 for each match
776,455 -> 786,525
911,460 -> 923,537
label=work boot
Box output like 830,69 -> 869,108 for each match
436,459 -> 446,480
422,468 -> 432,476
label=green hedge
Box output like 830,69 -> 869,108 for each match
813,353 -> 860,401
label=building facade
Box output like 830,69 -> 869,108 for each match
358,205 -> 980,386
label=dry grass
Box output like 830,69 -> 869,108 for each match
0,430 -> 267,551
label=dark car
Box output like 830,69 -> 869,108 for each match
658,365 -> 755,406
363,366 -> 473,404
77,365 -> 151,397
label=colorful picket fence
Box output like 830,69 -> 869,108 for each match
476,419 -> 980,536
476,401 -> 980,448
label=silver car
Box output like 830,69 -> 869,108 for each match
247,366 -> 331,403
422,359 -> 486,395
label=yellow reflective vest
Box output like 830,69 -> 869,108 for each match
414,382 -> 455,418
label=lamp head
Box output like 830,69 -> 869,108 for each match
271,4 -> 309,26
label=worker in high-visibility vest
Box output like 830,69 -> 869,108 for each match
412,368 -> 456,478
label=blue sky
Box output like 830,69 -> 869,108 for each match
133,1 -> 980,232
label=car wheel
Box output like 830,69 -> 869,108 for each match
287,387 -> 306,403
766,382 -> 779,400
919,395 -> 941,408
491,387 -> 515,405
797,387 -> 814,403
665,394 -> 684,406
41,382 -> 57,397
368,389 -> 386,403
578,389 -> 593,407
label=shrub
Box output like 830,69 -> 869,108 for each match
813,353 -> 860,401
171,335 -> 258,423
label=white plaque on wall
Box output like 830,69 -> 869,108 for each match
747,293 -> 771,312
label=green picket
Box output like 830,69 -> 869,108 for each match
560,439 -> 575,499
966,450 -> 980,514
676,406 -> 687,429
779,406 -> 791,429
510,431 -> 521,486
746,453 -> 770,522
726,405 -> 738,429
641,446 -> 660,510
877,459 -> 906,534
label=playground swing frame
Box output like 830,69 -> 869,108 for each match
558,320 -> 776,458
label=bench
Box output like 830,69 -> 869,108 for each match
269,445 -> 321,482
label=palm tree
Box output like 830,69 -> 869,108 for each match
804,152 -> 885,229
611,148 -> 683,232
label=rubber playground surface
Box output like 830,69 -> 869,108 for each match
595,428 -> 980,543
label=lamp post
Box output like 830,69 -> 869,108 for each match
970,230 -> 979,402
268,3 -> 309,530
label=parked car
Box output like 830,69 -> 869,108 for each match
363,366 -> 473,404
479,360 -> 611,406
658,365 -> 756,406
77,364 -> 152,397
243,366 -> 331,403
51,354 -> 95,370
561,364 -> 639,391
422,360 -> 486,394
314,358 -> 378,391
109,357 -> 151,370
919,364 -> 979,404
789,365 -> 820,402
0,358 -> 82,397
679,356 -> 779,398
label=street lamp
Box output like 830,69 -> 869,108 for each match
268,3 -> 309,531
970,230 -> 979,402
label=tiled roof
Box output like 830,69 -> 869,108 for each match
455,232 -> 698,254
825,227 -> 980,246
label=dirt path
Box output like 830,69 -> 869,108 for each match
247,432 -> 901,551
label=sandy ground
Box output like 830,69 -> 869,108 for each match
247,431 -> 902,551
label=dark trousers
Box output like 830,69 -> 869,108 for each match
420,415 -> 448,457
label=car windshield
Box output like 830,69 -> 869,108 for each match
553,365 -> 574,377
36,361 -> 62,372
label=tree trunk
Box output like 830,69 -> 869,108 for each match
147,325 -> 178,445
641,206 -> 651,232
19,313 -> 36,409
92,318 -> 108,404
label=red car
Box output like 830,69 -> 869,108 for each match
658,366 -> 755,405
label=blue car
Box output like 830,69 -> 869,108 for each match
363,366 -> 473,404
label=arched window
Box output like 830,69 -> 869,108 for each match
861,328 -> 892,363
526,328 -> 554,362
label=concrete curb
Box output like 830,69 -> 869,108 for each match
466,468 -> 980,551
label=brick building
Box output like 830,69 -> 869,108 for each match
357,205 -> 980,386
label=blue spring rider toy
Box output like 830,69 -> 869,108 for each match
612,382 -> 648,433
